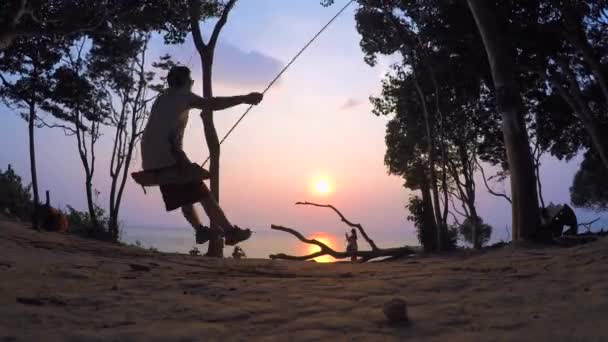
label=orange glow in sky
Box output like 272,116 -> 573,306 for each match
305,233 -> 339,263
310,174 -> 334,196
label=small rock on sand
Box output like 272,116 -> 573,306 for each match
383,298 -> 408,324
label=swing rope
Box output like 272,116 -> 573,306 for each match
201,0 -> 355,167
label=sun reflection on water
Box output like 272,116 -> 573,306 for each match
304,233 -> 339,263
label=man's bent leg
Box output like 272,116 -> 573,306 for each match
198,182 -> 233,232
181,205 -> 202,229
198,182 -> 252,246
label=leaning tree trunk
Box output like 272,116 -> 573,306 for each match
189,0 -> 236,257
467,0 -> 540,241
28,101 -> 40,229
411,72 -> 447,250
201,54 -> 224,257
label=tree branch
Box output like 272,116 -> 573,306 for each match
269,225 -> 416,262
295,201 -> 379,251
475,159 -> 512,203
208,0 -> 237,50
187,0 -> 208,54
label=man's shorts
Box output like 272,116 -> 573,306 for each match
160,182 -> 211,212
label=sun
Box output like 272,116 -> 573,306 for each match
312,176 -> 334,195
315,179 -> 331,194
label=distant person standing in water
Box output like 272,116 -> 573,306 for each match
140,66 -> 263,246
346,228 -> 358,262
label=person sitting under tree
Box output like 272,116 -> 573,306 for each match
345,228 -> 358,262
139,65 -> 263,246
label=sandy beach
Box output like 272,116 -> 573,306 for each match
1,217 -> 607,341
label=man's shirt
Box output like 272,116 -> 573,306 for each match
141,88 -> 201,170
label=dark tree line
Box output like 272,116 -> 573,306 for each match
322,0 -> 608,249
0,1 -> 240,256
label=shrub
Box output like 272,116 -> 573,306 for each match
65,204 -> 114,241
457,217 -> 493,248
0,164 -> 33,221
407,196 -> 433,251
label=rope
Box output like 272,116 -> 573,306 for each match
201,0 -> 355,166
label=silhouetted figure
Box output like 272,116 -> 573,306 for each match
232,246 -> 246,259
346,228 -> 358,262
139,66 -> 263,246
540,203 -> 578,239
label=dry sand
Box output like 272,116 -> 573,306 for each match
1,217 -> 608,341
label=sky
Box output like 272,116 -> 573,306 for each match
0,0 -> 601,258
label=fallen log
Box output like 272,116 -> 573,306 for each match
269,202 -> 416,262
268,225 -> 416,262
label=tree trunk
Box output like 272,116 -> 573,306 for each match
461,147 -> 482,249
84,174 -> 98,228
420,175 -> 438,252
28,102 -> 39,229
467,0 -> 540,241
188,0 -> 236,257
75,111 -> 98,229
201,54 -> 224,258
469,205 -> 481,249
534,150 -> 546,209
411,73 -> 447,250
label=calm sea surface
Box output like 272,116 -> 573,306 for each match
122,225 -> 334,260
121,225 -> 414,261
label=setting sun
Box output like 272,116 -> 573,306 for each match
315,179 -> 331,194
311,176 -> 334,195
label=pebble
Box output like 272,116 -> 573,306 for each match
383,298 -> 408,324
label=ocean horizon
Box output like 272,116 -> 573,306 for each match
120,224 -> 417,262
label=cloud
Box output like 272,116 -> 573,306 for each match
162,38 -> 284,90
340,98 -> 362,110
214,43 -> 284,88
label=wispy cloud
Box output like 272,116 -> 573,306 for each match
214,42 -> 284,89
340,98 -> 362,110
166,39 -> 285,90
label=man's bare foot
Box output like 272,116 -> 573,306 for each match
225,226 -> 252,246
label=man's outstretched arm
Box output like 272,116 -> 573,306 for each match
190,92 -> 263,112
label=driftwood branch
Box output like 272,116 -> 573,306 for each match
578,217 -> 600,233
269,225 -> 416,263
295,201 -> 379,251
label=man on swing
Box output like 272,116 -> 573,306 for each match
140,66 -> 263,246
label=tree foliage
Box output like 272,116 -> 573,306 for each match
0,0 -> 224,50
571,151 -> 608,211
0,165 -> 32,220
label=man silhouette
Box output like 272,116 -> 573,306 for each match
140,65 -> 263,245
